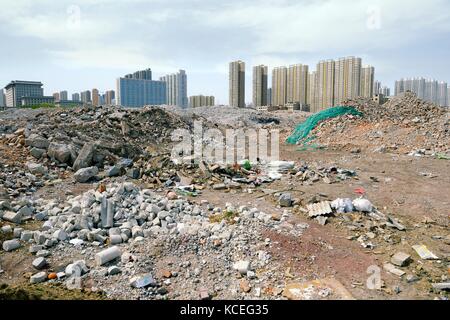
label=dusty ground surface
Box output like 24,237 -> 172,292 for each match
0,105 -> 449,300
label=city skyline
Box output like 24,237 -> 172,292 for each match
0,0 -> 449,104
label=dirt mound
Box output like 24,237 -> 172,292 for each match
311,92 -> 449,154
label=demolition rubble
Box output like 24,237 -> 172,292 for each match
0,95 -> 449,300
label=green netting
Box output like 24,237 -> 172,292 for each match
286,106 -> 363,145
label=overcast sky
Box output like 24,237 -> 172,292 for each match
1,0 -> 449,104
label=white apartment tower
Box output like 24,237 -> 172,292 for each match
334,56 -> 362,105
287,64 -> 309,105
229,61 -> 246,108
160,70 -> 188,108
360,66 -> 375,98
272,67 -> 288,107
307,71 -> 317,112
316,60 -> 335,111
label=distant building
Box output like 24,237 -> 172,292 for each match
252,65 -> 268,107
4,81 -> 44,107
272,66 -> 287,107
229,60 -> 245,108
189,95 -> 215,108
92,88 -> 99,106
373,94 -> 388,105
307,71 -> 317,112
133,68 -> 152,80
437,81 -> 448,107
287,64 -> 308,105
267,88 -> 272,106
315,60 -> 335,112
360,66 -> 375,98
105,90 -> 115,105
373,80 -> 382,95
448,86 -> 450,107
20,96 -> 55,107
160,70 -> 188,108
59,91 -> 68,101
380,86 -> 390,97
53,92 -> 60,101
116,77 -> 166,107
395,77 -> 448,106
72,93 -> 80,101
56,100 -> 83,107
334,56 -> 362,105
80,90 -> 91,103
0,89 -> 5,106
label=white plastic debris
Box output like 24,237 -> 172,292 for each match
264,161 -> 295,180
352,199 -> 373,212
331,198 -> 354,213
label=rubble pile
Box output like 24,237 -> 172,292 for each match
0,181 -> 309,299
0,105 -> 188,171
311,92 -> 449,155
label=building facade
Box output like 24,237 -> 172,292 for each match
360,66 -> 375,98
72,93 -> 80,101
334,56 -> 361,105
21,96 -> 55,106
133,68 -> 152,80
229,61 -> 245,108
189,95 -> 215,108
0,89 -> 5,106
307,71 -> 317,112
160,70 -> 188,108
105,90 -> 115,105
287,64 -> 308,105
267,88 -> 272,106
373,80 -> 381,95
59,91 -> 68,101
272,67 -> 287,107
80,90 -> 91,103
315,60 -> 335,112
395,77 -> 448,106
252,65 -> 268,107
4,81 -> 44,107
92,88 -> 99,106
116,77 -> 166,107
381,86 -> 391,97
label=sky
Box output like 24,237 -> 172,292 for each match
0,0 -> 449,104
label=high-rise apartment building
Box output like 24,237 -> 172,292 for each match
92,88 -> 99,106
59,91 -> 68,101
189,95 -> 215,108
315,60 -> 335,112
4,81 -> 44,107
53,92 -> 60,102
437,82 -> 448,107
334,56 -> 361,105
360,66 -> 375,98
373,81 -> 382,95
307,71 -> 317,111
80,90 -> 91,103
133,68 -> 152,80
448,86 -> 450,107
287,64 -> 308,105
272,67 -> 287,107
395,77 -> 449,106
72,93 -> 80,101
160,70 -> 188,108
116,77 -> 166,107
381,86 -> 391,97
105,90 -> 115,105
0,89 -> 5,106
229,61 -> 245,108
252,65 -> 268,107
267,88 -> 272,106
